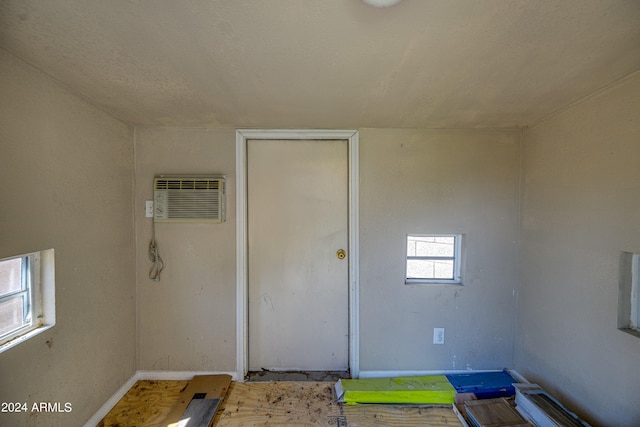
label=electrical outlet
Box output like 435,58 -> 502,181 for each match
433,328 -> 445,345
145,200 -> 154,218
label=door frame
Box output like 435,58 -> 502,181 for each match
235,129 -> 360,380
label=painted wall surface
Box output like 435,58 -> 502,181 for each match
134,128 -> 520,376
517,72 -> 640,426
0,49 -> 135,426
134,127 -> 236,372
358,128 -> 520,372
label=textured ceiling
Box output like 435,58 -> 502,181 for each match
1,0 -> 639,129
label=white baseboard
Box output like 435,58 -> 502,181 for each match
82,370 -> 237,427
136,370 -> 238,381
358,369 -> 496,378
505,369 -> 529,383
358,369 -> 524,379
82,373 -> 138,427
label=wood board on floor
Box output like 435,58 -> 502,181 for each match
343,404 -> 464,426
464,398 -> 529,427
98,380 -> 189,427
163,374 -> 232,427
214,381 -> 341,426
99,379 -> 463,427
214,381 -> 463,426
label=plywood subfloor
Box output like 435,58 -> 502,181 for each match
99,380 -> 463,426
98,380 -> 189,427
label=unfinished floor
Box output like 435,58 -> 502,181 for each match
97,379 -> 463,426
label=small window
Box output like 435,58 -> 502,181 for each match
406,234 -> 462,284
618,252 -> 640,338
0,250 -> 55,352
0,256 -> 32,338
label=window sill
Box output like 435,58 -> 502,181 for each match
618,327 -> 640,340
0,324 -> 55,354
405,279 -> 463,286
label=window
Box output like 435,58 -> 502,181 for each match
0,256 -> 32,338
618,252 -> 640,338
0,250 -> 55,351
406,234 -> 462,284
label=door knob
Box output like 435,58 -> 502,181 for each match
336,249 -> 346,260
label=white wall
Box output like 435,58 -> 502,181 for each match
359,128 -> 521,372
0,49 -> 135,426
2,33 -> 638,426
133,127 -> 521,377
131,86 -> 640,424
517,71 -> 640,426
134,127 -> 237,372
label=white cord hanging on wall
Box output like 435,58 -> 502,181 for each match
148,221 -> 164,282
147,175 -> 226,281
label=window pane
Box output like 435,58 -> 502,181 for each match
0,298 -> 25,336
0,258 -> 23,296
407,235 -> 455,257
407,259 -> 454,280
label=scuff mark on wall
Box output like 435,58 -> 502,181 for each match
260,292 -> 275,312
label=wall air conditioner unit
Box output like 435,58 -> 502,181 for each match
153,175 -> 226,223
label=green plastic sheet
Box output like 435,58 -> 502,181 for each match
335,375 -> 456,405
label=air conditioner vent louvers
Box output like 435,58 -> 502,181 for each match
153,176 -> 225,223
155,179 -> 221,191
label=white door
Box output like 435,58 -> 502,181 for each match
247,139 -> 349,371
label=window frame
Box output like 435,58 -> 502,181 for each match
0,255 -> 33,340
618,252 -> 640,338
405,234 -> 463,285
0,249 -> 55,352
